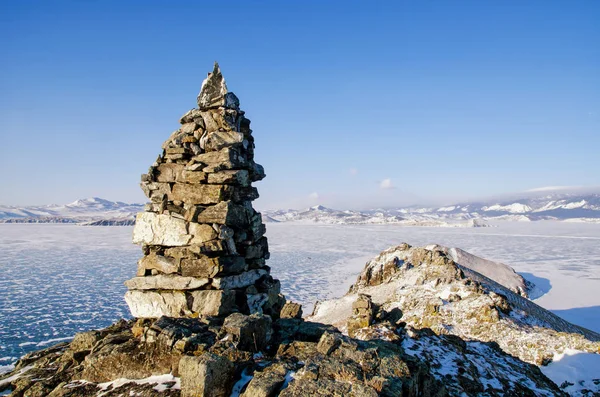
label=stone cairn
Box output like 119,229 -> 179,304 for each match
125,63 -> 284,320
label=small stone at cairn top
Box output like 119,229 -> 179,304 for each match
125,63 -> 284,320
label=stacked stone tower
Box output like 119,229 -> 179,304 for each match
125,63 -> 283,319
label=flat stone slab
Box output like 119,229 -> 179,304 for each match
125,290 -> 190,318
125,275 -> 209,290
132,212 -> 191,246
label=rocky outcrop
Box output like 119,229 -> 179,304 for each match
0,310 -> 566,396
424,244 -> 531,297
311,243 -> 600,394
126,63 -> 283,320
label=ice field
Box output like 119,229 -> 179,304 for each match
1,222 -> 600,371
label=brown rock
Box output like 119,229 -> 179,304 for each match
280,301 -> 303,319
188,223 -> 218,243
196,201 -> 250,227
222,313 -> 272,352
192,148 -> 247,173
179,353 -> 234,397
180,170 -> 207,184
181,255 -> 247,278
188,290 -> 237,317
155,163 -> 184,183
70,331 -> 102,352
171,183 -> 229,205
125,275 -> 210,290
137,254 -> 179,276
240,363 -> 288,397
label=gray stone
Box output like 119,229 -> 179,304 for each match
180,170 -> 207,184
240,363 -> 287,397
70,331 -> 102,352
191,147 -> 247,170
244,237 -> 269,259
197,63 -> 234,110
180,122 -> 196,134
207,170 -> 250,186
125,290 -> 190,318
247,293 -> 269,314
140,181 -> 171,200
317,331 -> 342,356
179,353 -> 234,397
125,275 -> 210,290
212,269 -> 269,290
204,129 -> 244,151
132,212 -> 191,247
155,163 -> 184,183
188,290 -> 237,317
180,255 -> 247,278
188,223 -> 218,244
249,162 -> 266,182
137,254 -> 179,276
222,313 -> 272,352
171,183 -> 230,205
179,108 -> 203,124
196,201 -> 250,227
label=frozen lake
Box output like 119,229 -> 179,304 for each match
1,222 -> 600,371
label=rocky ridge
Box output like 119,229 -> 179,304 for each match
0,299 -> 568,396
311,243 -> 600,394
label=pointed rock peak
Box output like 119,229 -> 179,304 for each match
197,62 -> 239,110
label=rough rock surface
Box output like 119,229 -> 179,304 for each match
127,62 -> 283,320
311,243 -> 600,395
0,310 -> 565,396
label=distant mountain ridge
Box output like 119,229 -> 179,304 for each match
3,191 -> 600,225
266,191 -> 600,224
390,191 -> 600,222
0,198 -> 142,225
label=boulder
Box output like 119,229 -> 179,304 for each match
179,353 -> 235,397
223,313 -> 272,352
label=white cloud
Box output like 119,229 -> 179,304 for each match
380,178 -> 394,190
525,186 -> 582,192
349,168 -> 358,176
308,192 -> 319,200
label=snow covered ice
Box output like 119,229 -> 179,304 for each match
1,221 -> 600,386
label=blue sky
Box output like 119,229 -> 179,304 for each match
1,1 -> 598,209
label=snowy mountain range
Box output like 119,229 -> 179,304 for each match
266,191 -> 600,225
2,191 -> 600,226
389,191 -> 600,223
0,198 -> 142,224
